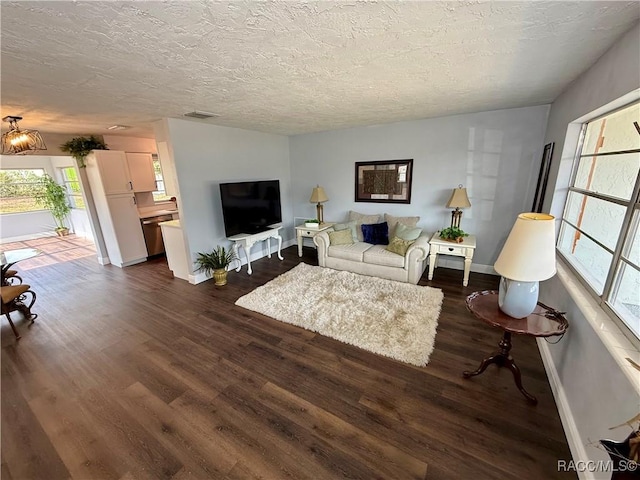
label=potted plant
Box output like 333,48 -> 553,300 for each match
305,218 -> 320,228
34,174 -> 72,236
194,246 -> 238,286
439,226 -> 469,243
60,135 -> 108,168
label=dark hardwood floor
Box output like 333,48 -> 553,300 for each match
1,245 -> 575,479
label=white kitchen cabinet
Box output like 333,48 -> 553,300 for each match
93,150 -> 132,195
126,153 -> 156,192
105,194 -> 148,265
85,151 -> 148,267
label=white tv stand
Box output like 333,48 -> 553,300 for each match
227,225 -> 284,275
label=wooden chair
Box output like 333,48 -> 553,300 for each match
0,284 -> 37,340
4,269 -> 23,285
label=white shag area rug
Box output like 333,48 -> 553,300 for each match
235,263 -> 444,366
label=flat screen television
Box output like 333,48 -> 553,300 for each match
219,180 -> 282,237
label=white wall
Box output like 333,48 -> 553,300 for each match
162,118 -> 291,276
538,22 -> 640,478
102,135 -> 157,154
289,105 -> 550,269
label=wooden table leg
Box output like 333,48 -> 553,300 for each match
463,331 -> 538,405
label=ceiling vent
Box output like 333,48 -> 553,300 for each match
183,110 -> 219,119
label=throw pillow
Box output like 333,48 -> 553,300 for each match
349,211 -> 381,241
384,213 -> 420,234
394,223 -> 423,241
386,236 -> 415,256
333,220 -> 358,243
361,222 -> 389,245
328,229 -> 355,246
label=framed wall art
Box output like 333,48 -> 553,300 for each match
355,159 -> 413,204
531,142 -> 554,213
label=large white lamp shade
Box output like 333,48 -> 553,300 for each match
494,213 -> 556,318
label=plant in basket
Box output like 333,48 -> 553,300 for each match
439,226 -> 468,243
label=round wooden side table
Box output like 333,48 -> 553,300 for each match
463,290 -> 568,405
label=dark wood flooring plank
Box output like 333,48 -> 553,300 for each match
1,374 -> 71,480
118,382 -> 237,477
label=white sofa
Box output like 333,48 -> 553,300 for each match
313,231 -> 430,284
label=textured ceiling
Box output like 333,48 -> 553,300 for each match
1,1 -> 639,138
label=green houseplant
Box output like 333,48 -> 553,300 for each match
439,226 -> 469,243
304,218 -> 320,227
60,135 -> 108,168
194,246 -> 238,286
34,174 -> 72,236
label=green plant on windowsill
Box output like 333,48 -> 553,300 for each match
439,226 -> 469,243
60,135 -> 108,168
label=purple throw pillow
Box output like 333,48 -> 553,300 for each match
361,222 -> 389,245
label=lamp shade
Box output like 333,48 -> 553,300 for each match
446,187 -> 471,208
494,213 -> 556,282
309,185 -> 328,203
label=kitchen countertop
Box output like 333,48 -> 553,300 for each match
138,209 -> 179,219
158,219 -> 181,228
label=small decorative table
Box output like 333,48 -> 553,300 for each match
463,290 -> 568,404
295,222 -> 334,257
428,232 -> 476,286
228,226 -> 284,275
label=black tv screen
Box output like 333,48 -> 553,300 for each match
220,180 -> 282,237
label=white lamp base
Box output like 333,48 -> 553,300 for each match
498,277 -> 539,318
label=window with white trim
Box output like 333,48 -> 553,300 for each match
152,155 -> 170,202
60,167 -> 85,209
557,101 -> 640,340
0,169 -> 46,214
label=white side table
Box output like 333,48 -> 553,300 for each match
294,223 -> 335,257
428,232 -> 477,286
228,226 -> 284,275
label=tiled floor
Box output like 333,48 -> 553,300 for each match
0,235 -> 96,271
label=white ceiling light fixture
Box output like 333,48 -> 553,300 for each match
106,124 -> 131,131
1,116 -> 47,155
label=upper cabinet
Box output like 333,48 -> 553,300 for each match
126,153 -> 156,192
88,150 -> 156,194
93,151 -> 132,195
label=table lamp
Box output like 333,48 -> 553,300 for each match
446,185 -> 471,228
494,213 -> 556,318
309,185 -> 328,224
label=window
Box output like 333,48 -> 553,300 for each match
557,101 -> 640,340
152,155 -> 170,202
0,169 -> 46,214
60,167 -> 85,209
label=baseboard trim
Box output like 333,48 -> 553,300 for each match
537,338 -> 594,480
432,257 -> 495,275
0,231 -> 57,244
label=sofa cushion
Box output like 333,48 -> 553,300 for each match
328,229 -> 354,245
361,222 -> 389,245
384,213 -> 420,234
333,220 -> 358,242
363,244 -> 406,268
349,211 -> 381,241
386,236 -> 415,256
328,242 -> 372,262
394,223 -> 423,241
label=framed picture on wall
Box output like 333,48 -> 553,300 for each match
355,159 -> 413,204
531,142 -> 554,213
